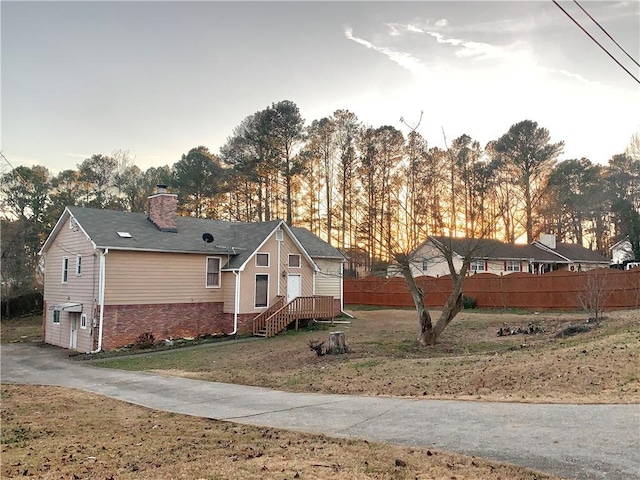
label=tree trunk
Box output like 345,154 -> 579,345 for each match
327,331 -> 348,354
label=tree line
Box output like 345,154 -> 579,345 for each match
2,99 -> 639,313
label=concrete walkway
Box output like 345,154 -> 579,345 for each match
2,343 -> 639,480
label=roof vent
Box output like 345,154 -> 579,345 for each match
156,184 -> 168,194
117,232 -> 132,238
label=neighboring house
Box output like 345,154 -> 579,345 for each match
402,234 -> 609,278
39,186 -> 345,352
610,237 -> 635,265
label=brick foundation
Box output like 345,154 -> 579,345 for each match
102,302 -> 233,350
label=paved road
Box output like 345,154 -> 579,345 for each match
2,343 -> 639,480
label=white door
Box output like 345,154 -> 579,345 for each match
287,274 -> 301,303
70,314 -> 78,349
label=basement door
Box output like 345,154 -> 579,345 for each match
287,274 -> 301,303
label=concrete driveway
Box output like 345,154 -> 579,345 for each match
2,342 -> 639,480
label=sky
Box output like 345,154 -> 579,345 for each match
2,1 -> 639,176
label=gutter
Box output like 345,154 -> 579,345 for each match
91,248 -> 108,353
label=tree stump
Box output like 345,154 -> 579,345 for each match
327,331 -> 348,355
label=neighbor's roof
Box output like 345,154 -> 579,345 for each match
425,235 -> 607,264
535,241 -> 610,264
40,207 -> 342,269
427,236 -> 565,263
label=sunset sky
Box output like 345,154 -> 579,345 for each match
2,1 -> 639,175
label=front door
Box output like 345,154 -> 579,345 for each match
70,313 -> 78,349
287,274 -> 301,303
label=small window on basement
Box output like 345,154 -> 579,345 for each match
53,310 -> 60,324
80,313 -> 87,329
288,254 -> 301,268
256,253 -> 269,267
117,231 -> 132,238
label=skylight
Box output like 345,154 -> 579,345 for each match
117,232 -> 132,238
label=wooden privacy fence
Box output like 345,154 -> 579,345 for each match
344,268 -> 640,311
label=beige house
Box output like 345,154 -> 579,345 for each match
400,234 -> 609,278
39,187 -> 345,352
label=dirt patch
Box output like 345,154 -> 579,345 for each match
98,308 -> 640,404
1,384 -> 564,480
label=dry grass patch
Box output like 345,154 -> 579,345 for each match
0,315 -> 42,344
1,384 -> 564,480
99,309 -> 640,403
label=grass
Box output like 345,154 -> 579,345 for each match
0,315 -> 42,344
97,308 -> 640,403
1,384 -> 565,480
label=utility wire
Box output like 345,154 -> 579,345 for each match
0,151 -> 29,186
573,0 -> 640,68
551,0 -> 640,84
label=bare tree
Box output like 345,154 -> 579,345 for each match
575,270 -> 611,321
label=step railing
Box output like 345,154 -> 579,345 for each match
254,296 -> 335,338
252,296 -> 285,335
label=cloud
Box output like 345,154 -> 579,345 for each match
427,31 -> 511,61
344,27 -> 429,77
65,152 -> 91,159
435,19 -> 448,28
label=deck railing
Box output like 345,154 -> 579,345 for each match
253,296 -> 335,338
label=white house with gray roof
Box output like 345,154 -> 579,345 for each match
39,186 -> 345,352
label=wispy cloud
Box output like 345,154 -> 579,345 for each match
65,152 -> 91,159
344,27 -> 429,77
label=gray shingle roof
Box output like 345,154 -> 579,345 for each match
428,235 -> 606,264
53,207 -> 342,269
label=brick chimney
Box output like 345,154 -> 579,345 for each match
147,184 -> 177,232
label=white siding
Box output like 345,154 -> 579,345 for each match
314,259 -> 342,298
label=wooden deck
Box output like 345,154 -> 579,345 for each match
252,296 -> 335,338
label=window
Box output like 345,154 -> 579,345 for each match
505,260 -> 521,272
206,257 -> 221,287
53,310 -> 60,324
76,255 -> 82,276
62,257 -> 69,283
80,313 -> 87,329
256,253 -> 269,267
255,274 -> 269,308
470,260 -> 486,272
422,260 -> 428,272
288,254 -> 301,268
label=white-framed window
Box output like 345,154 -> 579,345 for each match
53,310 -> 60,324
76,255 -> 82,276
62,257 -> 69,283
505,260 -> 521,272
206,257 -> 221,288
255,274 -> 269,308
256,253 -> 269,267
288,254 -> 301,268
422,260 -> 428,272
470,260 -> 486,272
80,313 -> 87,329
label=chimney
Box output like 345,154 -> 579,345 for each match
539,233 -> 556,249
147,184 -> 178,232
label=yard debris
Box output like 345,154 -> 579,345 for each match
497,323 -> 544,336
555,324 -> 592,338
308,340 -> 325,356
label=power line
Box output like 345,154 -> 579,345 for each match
573,0 -> 640,68
551,0 -> 640,84
0,151 -> 29,186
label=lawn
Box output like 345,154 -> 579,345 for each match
0,315 -> 42,344
97,308 -> 640,404
1,384 -> 564,480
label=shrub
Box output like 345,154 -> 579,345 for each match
462,295 -> 477,309
134,332 -> 155,349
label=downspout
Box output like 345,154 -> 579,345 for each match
340,261 -> 353,318
277,233 -> 281,296
91,248 -> 108,353
230,270 -> 240,336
